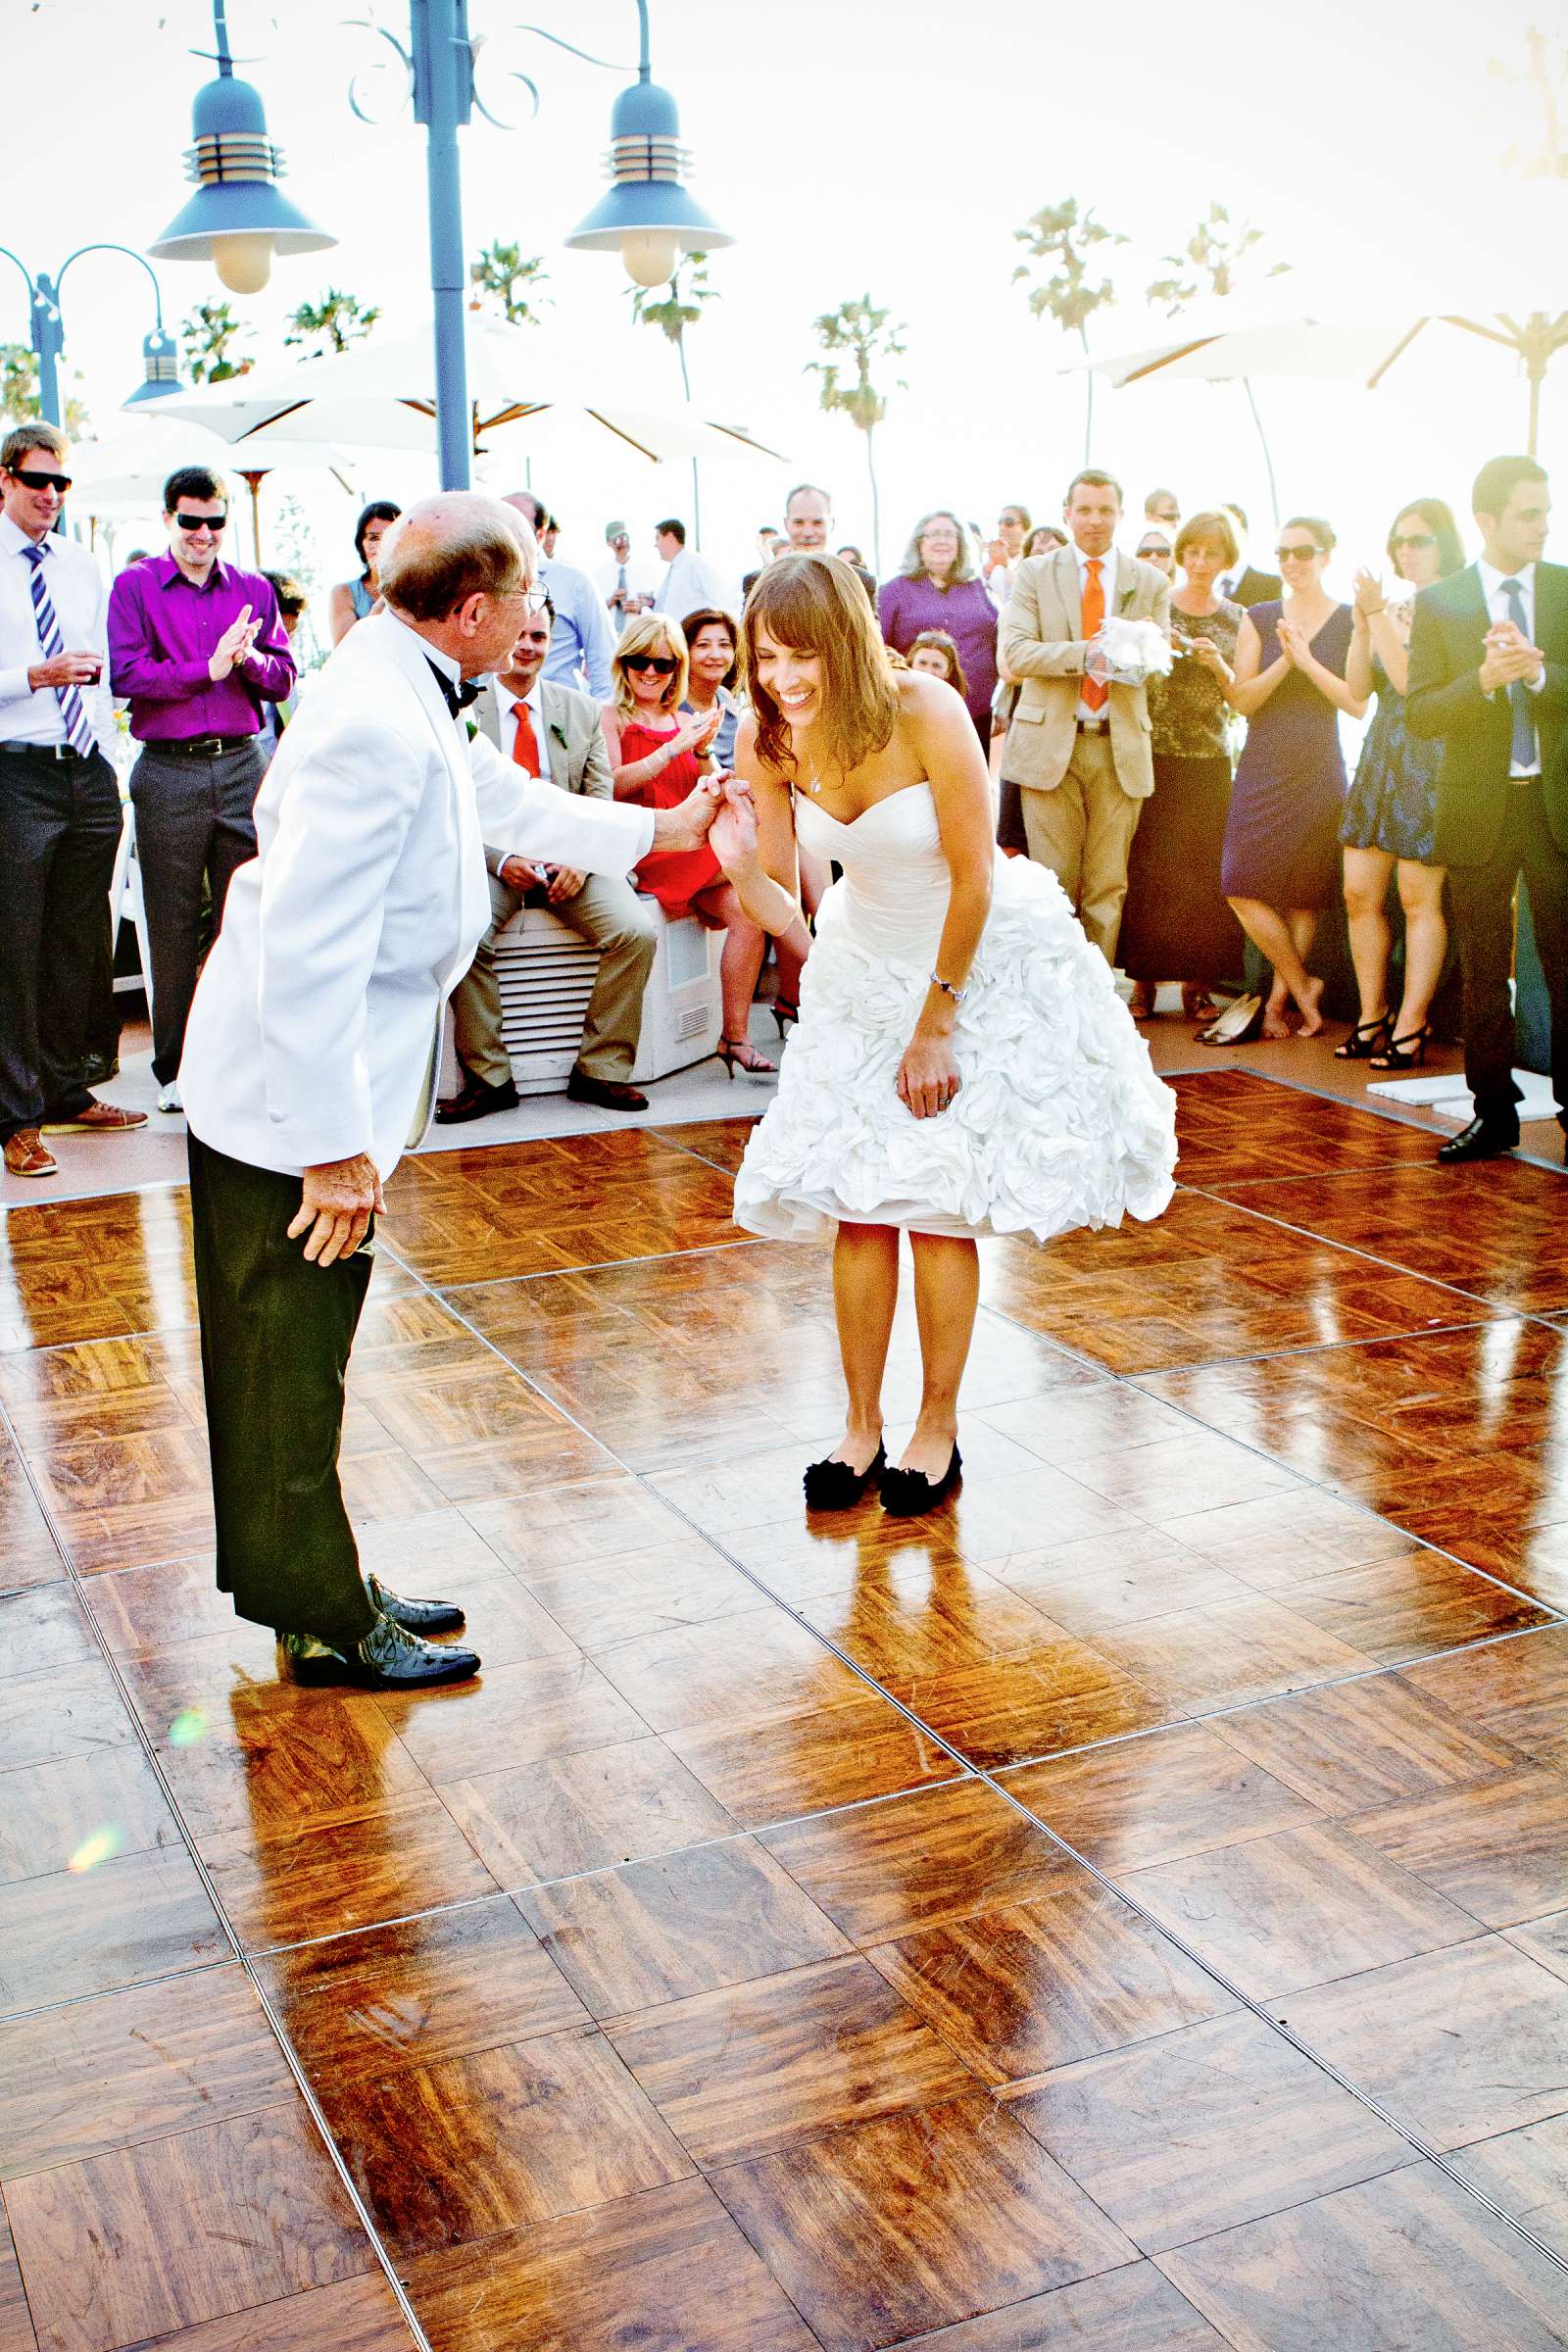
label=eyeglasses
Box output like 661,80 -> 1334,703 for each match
1390,531 -> 1437,552
10,467 -> 72,495
622,654 -> 678,675
1276,543 -> 1322,564
173,512 -> 227,533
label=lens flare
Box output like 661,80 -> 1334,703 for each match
69,1826 -> 123,1874
168,1708 -> 208,1747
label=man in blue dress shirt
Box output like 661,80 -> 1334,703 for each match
502,490 -> 613,701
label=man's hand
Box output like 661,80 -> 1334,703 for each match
28,651 -> 101,691
1480,635 -> 1544,694
650,773 -> 724,856
500,855 -> 547,892
545,866 -> 586,905
208,605 -> 255,683
287,1153 -> 384,1267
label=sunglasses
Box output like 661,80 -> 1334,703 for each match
10,467 -> 72,494
1390,531 -> 1437,552
622,654 -> 678,675
1276,543 -> 1322,564
173,511 -> 227,532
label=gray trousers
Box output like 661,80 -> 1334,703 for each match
453,868 -> 659,1086
129,739 -> 265,1083
0,747 -> 122,1142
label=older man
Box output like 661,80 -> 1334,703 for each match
179,494 -> 721,1690
1001,468 -> 1171,962
744,483 -> 876,603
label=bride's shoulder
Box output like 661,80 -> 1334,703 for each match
894,665 -> 969,741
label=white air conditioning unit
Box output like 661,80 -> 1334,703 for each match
438,899 -> 723,1099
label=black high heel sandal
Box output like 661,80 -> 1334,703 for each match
879,1446 -> 962,1517
804,1445 -> 886,1510
716,1036 -> 776,1079
1335,1016 -> 1392,1060
1369,1024 -> 1431,1071
772,998 -> 799,1037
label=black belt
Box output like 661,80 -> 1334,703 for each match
1075,717 -> 1107,734
0,739 -> 100,761
140,734 -> 257,759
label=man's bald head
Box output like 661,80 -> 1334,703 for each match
378,492 -> 534,621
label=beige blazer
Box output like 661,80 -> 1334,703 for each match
476,676 -> 613,873
1000,546 -> 1172,801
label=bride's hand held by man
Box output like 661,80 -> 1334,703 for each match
709,775 -> 760,876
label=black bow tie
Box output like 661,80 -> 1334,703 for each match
425,659 -> 482,720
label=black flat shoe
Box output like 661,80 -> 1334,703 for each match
278,1613 -> 480,1689
804,1445 -> 886,1510
366,1571 -> 466,1636
1437,1113 -> 1519,1164
879,1447 -> 962,1517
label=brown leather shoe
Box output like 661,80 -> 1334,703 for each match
41,1099 -> 149,1135
433,1072 -> 520,1125
565,1068 -> 649,1111
4,1129 -> 57,1179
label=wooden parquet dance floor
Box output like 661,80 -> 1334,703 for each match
4,1066 -> 1568,2349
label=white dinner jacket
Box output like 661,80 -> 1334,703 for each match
180,611 -> 655,1179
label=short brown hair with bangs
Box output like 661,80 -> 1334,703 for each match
1175,509 -> 1240,570
742,555 -> 900,780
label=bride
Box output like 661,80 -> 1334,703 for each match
710,554 -> 1177,1515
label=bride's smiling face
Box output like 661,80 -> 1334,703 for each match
754,627 -> 822,727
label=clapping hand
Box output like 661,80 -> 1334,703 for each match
1480,622 -> 1544,695
209,603 -> 259,682
1352,567 -> 1386,621
672,706 -> 723,760
1277,618 -> 1312,670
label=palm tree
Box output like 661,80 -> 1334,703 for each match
469,241 -> 551,325
1011,199 -> 1126,465
806,294 -> 906,574
179,301 -> 254,385
0,344 -> 90,434
283,289 -> 380,360
629,253 -> 719,543
1147,203 -> 1293,524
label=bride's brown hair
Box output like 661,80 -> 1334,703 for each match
743,555 -> 900,781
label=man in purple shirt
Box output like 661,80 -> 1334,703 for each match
108,465 -> 295,1110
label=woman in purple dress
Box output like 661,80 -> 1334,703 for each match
1212,516 -> 1367,1038
877,511 -> 998,748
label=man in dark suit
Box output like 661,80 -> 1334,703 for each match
1218,504 -> 1282,609
1406,454 -> 1567,1161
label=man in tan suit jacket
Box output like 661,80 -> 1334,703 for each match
438,604 -> 658,1117
1001,469 -> 1172,961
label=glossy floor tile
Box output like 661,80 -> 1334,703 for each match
4,1071 -> 1568,2348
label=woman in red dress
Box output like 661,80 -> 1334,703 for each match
603,613 -> 809,1077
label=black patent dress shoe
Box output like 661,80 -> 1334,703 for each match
880,1446 -> 963,1517
804,1444 -> 886,1510
566,1067 -> 649,1111
434,1073 -> 519,1125
1437,1113 -> 1520,1164
366,1571 -> 466,1636
278,1613 -> 480,1689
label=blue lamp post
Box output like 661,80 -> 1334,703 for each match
0,245 -> 187,428
350,0 -> 734,491
148,0 -> 335,296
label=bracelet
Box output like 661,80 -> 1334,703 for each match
929,971 -> 967,1004
1363,605 -> 1386,617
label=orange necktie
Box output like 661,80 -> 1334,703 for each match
1081,558 -> 1108,711
511,699 -> 540,774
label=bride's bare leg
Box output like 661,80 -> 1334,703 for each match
831,1222 -> 899,1471
904,1233 -> 979,1477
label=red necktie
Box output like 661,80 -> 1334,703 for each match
511,700 -> 540,774
1081,559 -> 1107,711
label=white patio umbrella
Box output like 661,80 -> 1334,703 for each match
144,316 -> 787,469
73,416 -> 388,565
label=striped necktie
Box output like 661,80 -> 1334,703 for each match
23,543 -> 96,756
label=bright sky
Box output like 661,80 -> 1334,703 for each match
12,0 -> 1564,602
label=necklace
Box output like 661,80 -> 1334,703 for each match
804,773 -> 823,796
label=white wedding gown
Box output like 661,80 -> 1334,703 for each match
732,784 -> 1178,1243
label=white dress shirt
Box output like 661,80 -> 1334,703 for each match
596,551 -> 658,614
1477,556 -> 1544,777
654,545 -> 731,618
1072,539 -> 1119,726
0,514 -> 114,750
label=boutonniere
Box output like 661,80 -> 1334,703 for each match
549,719 -> 568,752
1118,582 -> 1137,611
465,716 -> 479,741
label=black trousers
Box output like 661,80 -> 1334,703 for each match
187,1133 -> 379,1644
0,747 -> 122,1143
131,740 -> 264,1084
1447,779 -> 1568,1126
